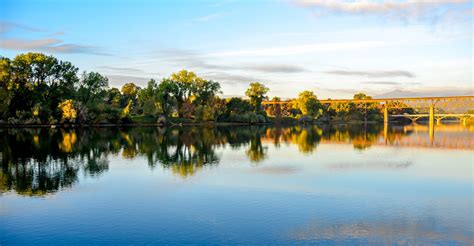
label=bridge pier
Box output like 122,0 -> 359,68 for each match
383,103 -> 389,123
429,104 -> 435,126
429,104 -> 435,145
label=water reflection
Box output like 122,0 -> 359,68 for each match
1,123 -> 472,196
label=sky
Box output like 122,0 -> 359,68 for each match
0,0 -> 473,99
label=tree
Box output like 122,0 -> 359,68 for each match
106,88 -> 122,107
121,82 -> 140,114
157,78 -> 179,117
353,93 -> 378,122
169,70 -> 210,117
193,79 -> 221,106
225,97 -> 252,115
77,71 -> 109,105
121,82 -> 139,98
0,57 -> 13,118
266,96 -> 282,117
170,70 -> 200,101
245,82 -> 269,113
16,53 -> 78,102
353,93 -> 372,100
58,99 -> 77,123
2,53 -> 79,122
329,102 -> 355,121
121,100 -> 133,120
137,79 -> 159,116
295,91 -> 322,117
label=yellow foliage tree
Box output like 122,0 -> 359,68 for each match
121,99 -> 132,119
58,99 -> 77,123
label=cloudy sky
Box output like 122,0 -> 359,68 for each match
1,0 -> 472,98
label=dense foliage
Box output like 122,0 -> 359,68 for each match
1,52 -> 397,125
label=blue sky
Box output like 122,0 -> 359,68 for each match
1,0 -> 472,98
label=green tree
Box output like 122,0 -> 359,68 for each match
329,102 -> 355,121
353,93 -> 379,122
193,79 -> 221,106
77,71 -> 109,105
170,70 -> 199,100
225,97 -> 252,115
245,82 -> 269,113
170,70 -> 203,117
106,88 -> 122,107
0,57 -> 13,119
4,53 -> 79,122
296,90 -> 322,117
137,79 -> 159,116
353,93 -> 372,100
157,78 -> 179,117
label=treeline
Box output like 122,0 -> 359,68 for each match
0,52 -> 401,125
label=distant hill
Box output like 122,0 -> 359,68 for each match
374,90 -> 420,98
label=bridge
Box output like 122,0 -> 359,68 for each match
263,95 -> 474,125
263,95 -> 474,143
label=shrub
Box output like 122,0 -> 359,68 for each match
256,114 -> 267,123
221,112 -> 267,124
298,115 -> 314,124
195,105 -> 215,122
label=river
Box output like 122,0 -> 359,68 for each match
1,123 -> 473,245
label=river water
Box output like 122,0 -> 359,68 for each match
1,123 -> 473,245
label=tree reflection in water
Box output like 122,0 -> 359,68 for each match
1,124 -> 410,196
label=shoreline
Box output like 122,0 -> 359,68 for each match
0,120 -> 427,128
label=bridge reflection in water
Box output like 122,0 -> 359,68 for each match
259,123 -> 473,151
382,123 -> 471,149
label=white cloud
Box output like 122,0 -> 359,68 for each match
0,22 -> 110,56
0,21 -> 42,33
207,41 -> 394,57
0,38 -> 110,55
106,75 -> 152,88
293,0 -> 471,23
325,70 -> 415,78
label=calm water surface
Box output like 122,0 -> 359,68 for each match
1,124 -> 473,245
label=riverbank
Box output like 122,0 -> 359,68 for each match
0,119 -> 398,128
0,119 -> 275,128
